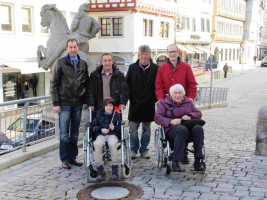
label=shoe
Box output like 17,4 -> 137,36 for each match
96,165 -> 106,181
182,156 -> 190,164
141,151 -> 150,159
69,160 -> 83,166
131,151 -> 137,159
194,161 -> 205,171
172,161 -> 182,172
62,161 -> 71,169
111,165 -> 119,180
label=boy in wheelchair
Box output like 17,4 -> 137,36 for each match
91,97 -> 121,180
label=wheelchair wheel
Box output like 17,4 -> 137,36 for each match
154,128 -> 164,169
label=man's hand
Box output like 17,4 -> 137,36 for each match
121,104 -> 126,110
101,128 -> 109,134
109,123 -> 114,131
181,115 -> 191,120
170,118 -> 181,125
88,106 -> 94,111
53,106 -> 61,113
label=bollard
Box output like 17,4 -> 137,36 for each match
255,106 -> 267,156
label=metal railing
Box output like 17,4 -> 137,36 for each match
0,87 -> 228,155
0,96 -> 56,155
194,87 -> 229,107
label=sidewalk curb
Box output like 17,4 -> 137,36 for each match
0,103 -> 227,171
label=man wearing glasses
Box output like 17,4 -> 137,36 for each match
155,44 -> 197,102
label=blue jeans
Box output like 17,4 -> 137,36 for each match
59,105 -> 82,162
129,121 -> 151,155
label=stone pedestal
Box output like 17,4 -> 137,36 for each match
255,106 -> 267,156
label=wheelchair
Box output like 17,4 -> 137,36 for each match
154,126 -> 206,175
83,107 -> 132,182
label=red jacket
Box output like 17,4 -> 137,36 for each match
155,58 -> 197,100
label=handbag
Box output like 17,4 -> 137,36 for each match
169,105 -> 205,130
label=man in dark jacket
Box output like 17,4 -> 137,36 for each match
126,45 -> 158,159
51,38 -> 90,169
88,53 -> 128,111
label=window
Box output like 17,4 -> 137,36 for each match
233,49 -> 235,60
206,19 -> 210,32
143,19 -> 147,36
160,22 -> 169,38
149,20 -> 153,36
201,18 -> 205,32
225,49 -> 228,61
21,7 -> 33,33
229,49 -> 232,60
113,18 -> 122,36
192,18 -> 196,31
181,16 -> 185,30
100,17 -> 123,36
221,48 -> 224,61
0,3 -> 13,32
186,17 -> 190,30
143,19 -> 153,37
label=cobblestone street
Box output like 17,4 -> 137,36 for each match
0,67 -> 267,200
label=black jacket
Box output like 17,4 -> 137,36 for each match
88,65 -> 129,111
126,59 -> 159,122
91,109 -> 121,138
51,54 -> 90,106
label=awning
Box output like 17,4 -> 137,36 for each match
185,46 -> 203,54
177,46 -> 195,54
0,60 -> 49,74
195,46 -> 209,53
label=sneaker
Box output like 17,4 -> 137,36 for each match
131,151 -> 137,159
194,161 -> 205,171
141,151 -> 150,159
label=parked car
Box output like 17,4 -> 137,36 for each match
261,57 -> 267,67
0,113 -> 55,152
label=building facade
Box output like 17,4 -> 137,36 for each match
88,0 -> 178,73
211,0 -> 246,69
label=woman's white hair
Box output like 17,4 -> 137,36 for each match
169,84 -> 185,95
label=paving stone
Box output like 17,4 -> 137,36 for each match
199,193 -> 220,200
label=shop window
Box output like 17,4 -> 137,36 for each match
100,17 -> 123,36
0,3 -> 13,32
21,7 -> 33,33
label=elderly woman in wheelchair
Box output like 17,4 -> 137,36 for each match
83,97 -> 131,182
154,84 -> 205,173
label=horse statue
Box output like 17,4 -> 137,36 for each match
37,4 -> 100,72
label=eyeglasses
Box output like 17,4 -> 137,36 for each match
168,51 -> 178,54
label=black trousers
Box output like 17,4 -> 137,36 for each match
167,125 -> 204,162
224,71 -> 227,78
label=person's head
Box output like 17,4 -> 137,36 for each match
166,44 -> 179,63
66,38 -> 79,58
170,84 -> 185,103
79,3 -> 90,12
101,53 -> 114,72
103,97 -> 114,113
138,45 -> 151,65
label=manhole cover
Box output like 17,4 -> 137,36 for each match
77,182 -> 144,200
